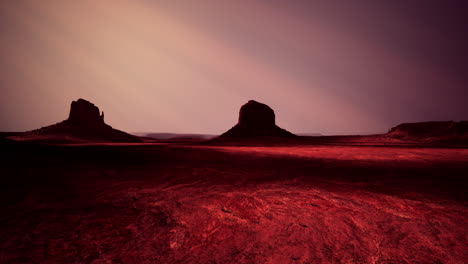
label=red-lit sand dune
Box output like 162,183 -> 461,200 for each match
0,143 -> 467,263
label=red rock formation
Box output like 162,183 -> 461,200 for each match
10,99 -> 141,143
387,121 -> 468,140
68,99 -> 104,125
220,100 -> 295,138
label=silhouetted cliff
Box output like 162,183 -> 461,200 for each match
220,100 -> 295,138
9,99 -> 141,143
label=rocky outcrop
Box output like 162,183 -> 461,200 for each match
387,121 -> 468,141
10,99 -> 141,143
68,99 -> 104,125
385,121 -> 468,145
220,100 -> 295,138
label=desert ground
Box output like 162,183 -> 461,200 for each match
0,141 -> 467,264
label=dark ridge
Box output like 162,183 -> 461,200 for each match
387,121 -> 468,139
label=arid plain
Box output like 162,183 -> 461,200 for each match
1,141 -> 467,263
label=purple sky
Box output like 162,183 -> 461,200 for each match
1,0 -> 467,135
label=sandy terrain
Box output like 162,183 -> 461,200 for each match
0,143 -> 466,263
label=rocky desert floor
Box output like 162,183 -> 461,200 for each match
0,143 -> 467,263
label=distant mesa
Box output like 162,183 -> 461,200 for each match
296,133 -> 323,137
387,121 -> 468,141
140,133 -> 217,140
9,98 -> 141,143
220,100 -> 296,138
385,121 -> 468,145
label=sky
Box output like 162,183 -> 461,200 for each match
1,0 -> 467,135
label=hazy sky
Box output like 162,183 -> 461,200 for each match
1,0 -> 467,135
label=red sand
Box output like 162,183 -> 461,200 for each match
195,145 -> 468,163
0,143 -> 466,263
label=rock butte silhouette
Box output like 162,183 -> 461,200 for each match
68,99 -> 105,125
2,98 -> 468,145
387,121 -> 468,139
12,99 -> 141,143
220,100 -> 296,138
